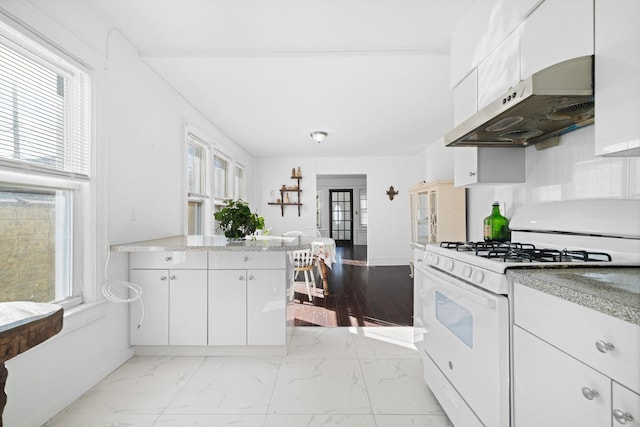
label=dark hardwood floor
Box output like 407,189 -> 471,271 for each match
288,245 -> 414,327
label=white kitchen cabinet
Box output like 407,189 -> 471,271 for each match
454,146 -> 525,187
208,269 -> 247,345
594,0 -> 640,156
247,269 -> 286,345
477,29 -> 521,110
450,0 -> 542,87
513,283 -> 640,426
130,269 -> 169,346
613,382 -> 640,427
208,252 -> 287,346
409,181 -> 466,244
130,269 -> 207,346
453,68 -> 478,125
513,325 -> 611,427
452,66 -> 526,187
129,252 -> 208,346
520,0 -> 593,79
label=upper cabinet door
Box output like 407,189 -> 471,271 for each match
451,0 -> 542,87
520,0 -> 594,79
477,30 -> 521,110
594,0 -> 640,156
454,69 -> 478,126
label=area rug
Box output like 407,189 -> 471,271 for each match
340,259 -> 367,266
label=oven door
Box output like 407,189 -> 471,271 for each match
421,264 -> 510,427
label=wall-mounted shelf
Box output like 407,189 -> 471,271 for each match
268,176 -> 302,216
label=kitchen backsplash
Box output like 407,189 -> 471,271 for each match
468,125 -> 639,241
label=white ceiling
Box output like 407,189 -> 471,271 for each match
86,0 -> 474,157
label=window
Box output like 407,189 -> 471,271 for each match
316,191 -> 322,228
186,132 -> 209,235
0,23 -> 91,306
233,164 -> 244,200
212,153 -> 228,201
359,189 -> 368,227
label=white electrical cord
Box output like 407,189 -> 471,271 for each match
102,248 -> 145,328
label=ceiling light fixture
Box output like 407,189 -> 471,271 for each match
310,131 -> 328,143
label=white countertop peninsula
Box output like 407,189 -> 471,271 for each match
111,234 -> 313,252
111,235 -> 308,356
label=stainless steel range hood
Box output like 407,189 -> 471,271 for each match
445,56 -> 594,147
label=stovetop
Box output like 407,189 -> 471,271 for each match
418,234 -> 640,295
440,241 -> 613,263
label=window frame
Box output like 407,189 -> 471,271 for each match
185,129 -> 211,235
359,188 -> 368,228
0,20 -> 92,309
233,162 -> 245,201
212,150 -> 231,205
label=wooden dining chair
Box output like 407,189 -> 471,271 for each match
288,248 -> 316,302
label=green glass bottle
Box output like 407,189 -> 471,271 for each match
483,202 -> 511,242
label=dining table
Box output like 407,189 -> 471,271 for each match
311,237 -> 337,295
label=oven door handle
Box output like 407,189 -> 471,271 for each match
421,265 -> 496,309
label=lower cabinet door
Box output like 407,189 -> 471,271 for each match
612,382 -> 640,427
514,326 -> 611,427
130,269 -> 169,345
247,269 -> 286,346
169,269 -> 207,345
208,269 -> 247,345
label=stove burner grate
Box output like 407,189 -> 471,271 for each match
440,241 -> 612,263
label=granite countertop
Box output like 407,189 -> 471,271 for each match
111,235 -> 314,252
507,267 -> 640,325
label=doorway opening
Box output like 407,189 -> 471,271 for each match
316,174 -> 367,258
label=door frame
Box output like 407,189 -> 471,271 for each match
329,189 -> 354,246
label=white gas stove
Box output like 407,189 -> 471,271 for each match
414,199 -> 640,427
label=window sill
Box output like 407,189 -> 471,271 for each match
59,300 -> 108,336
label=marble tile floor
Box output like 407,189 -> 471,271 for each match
45,327 -> 453,427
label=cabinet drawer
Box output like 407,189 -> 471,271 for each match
130,251 -> 207,269
514,284 -> 640,393
209,251 -> 286,270
514,325 -> 611,427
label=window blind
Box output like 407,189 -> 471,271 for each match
0,35 -> 91,178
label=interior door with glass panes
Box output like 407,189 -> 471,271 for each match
329,189 -> 353,245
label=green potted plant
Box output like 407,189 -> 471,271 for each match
214,199 -> 265,240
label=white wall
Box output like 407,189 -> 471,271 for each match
0,2 -> 254,426
259,156 -> 414,265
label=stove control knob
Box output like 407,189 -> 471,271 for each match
472,270 -> 484,283
462,266 -> 472,278
431,255 -> 440,266
444,260 -> 454,271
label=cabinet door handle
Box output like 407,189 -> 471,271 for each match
239,275 -> 245,281
248,274 -> 254,280
581,387 -> 599,400
244,256 -> 249,262
613,409 -> 634,424
165,256 -> 172,261
469,171 -> 476,177
170,275 -> 176,280
595,340 -> 615,353
160,275 -> 167,280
